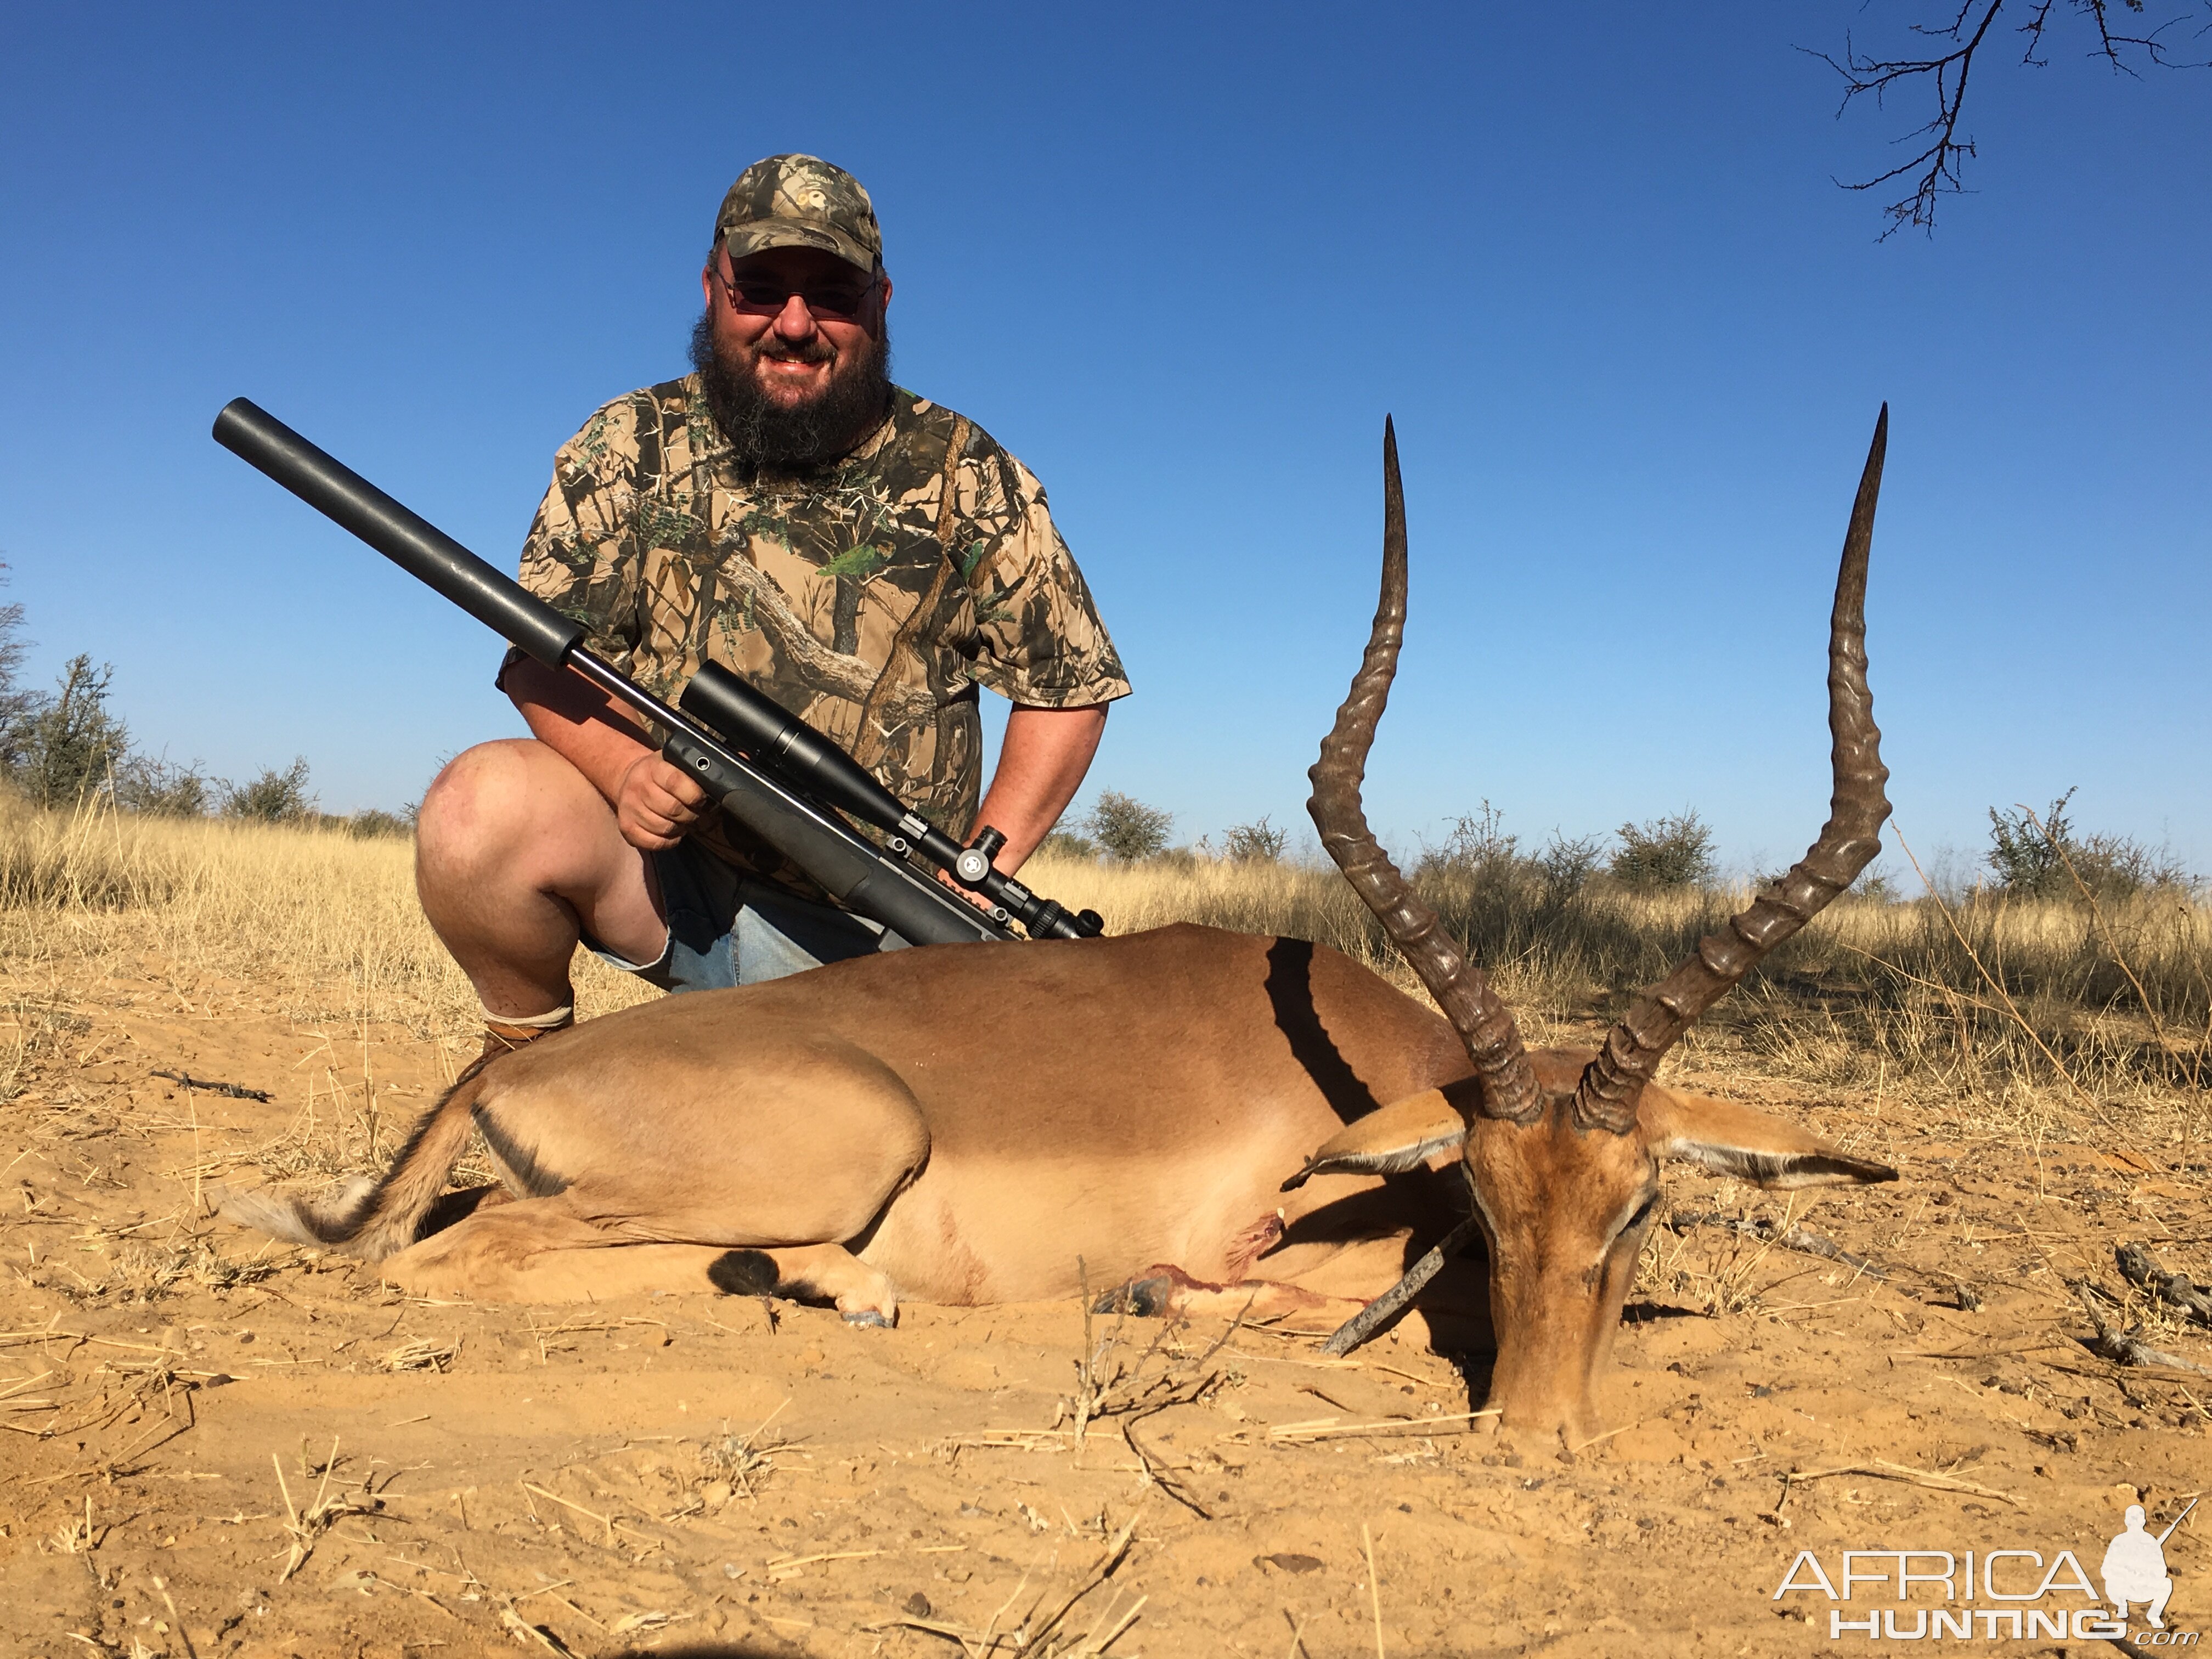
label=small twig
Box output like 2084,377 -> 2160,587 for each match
764,1548 -> 882,1576
1674,1212 -> 1891,1282
150,1068 -> 272,1102
517,1480 -> 660,1548
1567,1418 -> 1645,1454
1322,1215 -> 1477,1358
1122,1409 -> 1211,1520
1257,1408 -> 1498,1443
1786,1458 -> 2021,1507
1026,1514 -> 1138,1650
1362,1521 -> 1385,1659
154,1575 -> 198,1659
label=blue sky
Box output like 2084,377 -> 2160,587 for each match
3,3 -> 2206,881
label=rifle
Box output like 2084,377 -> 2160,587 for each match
211,398 -> 1105,949
2156,1497 -> 2198,1547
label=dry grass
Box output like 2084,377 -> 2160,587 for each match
1024,851 -> 2212,1118
2,793 -> 2204,1132
0,792 -> 656,1044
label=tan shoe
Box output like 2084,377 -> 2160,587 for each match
458,1009 -> 575,1085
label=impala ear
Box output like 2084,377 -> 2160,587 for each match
1640,1089 -> 1896,1190
1281,1088 -> 1466,1192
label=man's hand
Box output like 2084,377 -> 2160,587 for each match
506,656 -> 713,852
616,751 -> 710,851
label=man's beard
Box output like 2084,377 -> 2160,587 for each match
690,311 -> 893,471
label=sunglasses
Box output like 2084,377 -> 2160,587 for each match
716,264 -> 878,322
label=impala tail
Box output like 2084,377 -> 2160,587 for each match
212,1069 -> 490,1261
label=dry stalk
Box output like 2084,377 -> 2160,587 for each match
1891,823 -> 2099,1114
379,1338 -> 459,1373
870,1512 -> 1143,1657
696,1396 -> 788,1499
273,1435 -> 376,1582
1362,1521 -> 1385,1659
1784,1458 -> 2020,1507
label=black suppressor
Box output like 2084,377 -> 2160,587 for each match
211,397 -> 1103,949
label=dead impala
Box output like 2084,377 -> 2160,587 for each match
221,411 -> 1899,1440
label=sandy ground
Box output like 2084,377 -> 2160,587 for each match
1,953 -> 2207,1658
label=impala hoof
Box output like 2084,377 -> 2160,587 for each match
842,1308 -> 893,1328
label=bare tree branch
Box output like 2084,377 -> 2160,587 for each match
1808,1 -> 2212,238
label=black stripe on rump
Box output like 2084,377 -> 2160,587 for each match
472,1107 -> 568,1198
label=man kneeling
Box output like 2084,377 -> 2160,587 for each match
415,154 -> 1128,1061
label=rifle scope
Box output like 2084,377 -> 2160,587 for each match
678,665 -> 1102,943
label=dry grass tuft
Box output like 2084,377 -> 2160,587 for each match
380,1337 -> 460,1373
273,1435 -> 381,1583
695,1398 -> 788,1501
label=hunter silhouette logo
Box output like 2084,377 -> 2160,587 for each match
1771,1494 -> 2199,1644
2106,1500 -> 2193,1631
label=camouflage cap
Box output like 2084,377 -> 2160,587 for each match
713,154 -> 883,275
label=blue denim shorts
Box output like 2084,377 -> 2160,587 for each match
583,837 -> 891,994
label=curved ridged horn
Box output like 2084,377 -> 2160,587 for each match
1308,419 -> 1543,1125
1572,407 -> 1893,1135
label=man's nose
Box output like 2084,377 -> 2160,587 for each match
772,294 -> 819,340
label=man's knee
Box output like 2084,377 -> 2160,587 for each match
417,740 -> 592,878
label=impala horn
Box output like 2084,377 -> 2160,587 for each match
1307,419 -> 1543,1125
1571,407 -> 1893,1135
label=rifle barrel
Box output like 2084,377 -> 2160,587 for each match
213,399 -> 585,668
2156,1496 -> 2198,1545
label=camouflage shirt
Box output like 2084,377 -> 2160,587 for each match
513,375 -> 1130,891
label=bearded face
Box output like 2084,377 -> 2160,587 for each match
690,257 -> 894,472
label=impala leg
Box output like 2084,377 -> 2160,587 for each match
707,1244 -> 900,1325
377,1198 -> 733,1302
1098,1243 -> 1491,1347
378,1204 -> 907,1317
386,1041 -> 933,1306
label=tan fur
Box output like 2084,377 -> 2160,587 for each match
1423,1047 -> 1891,1440
217,928 -> 1487,1330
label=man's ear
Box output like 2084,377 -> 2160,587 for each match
1640,1088 -> 1896,1190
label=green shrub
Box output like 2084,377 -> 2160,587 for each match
345,808 -> 411,839
1987,788 -> 2187,900
1085,791 -> 1172,862
1222,815 -> 1288,862
223,758 -> 316,823
1036,828 -> 1101,860
16,656 -> 129,809
1610,810 -> 1716,889
114,755 -> 215,817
